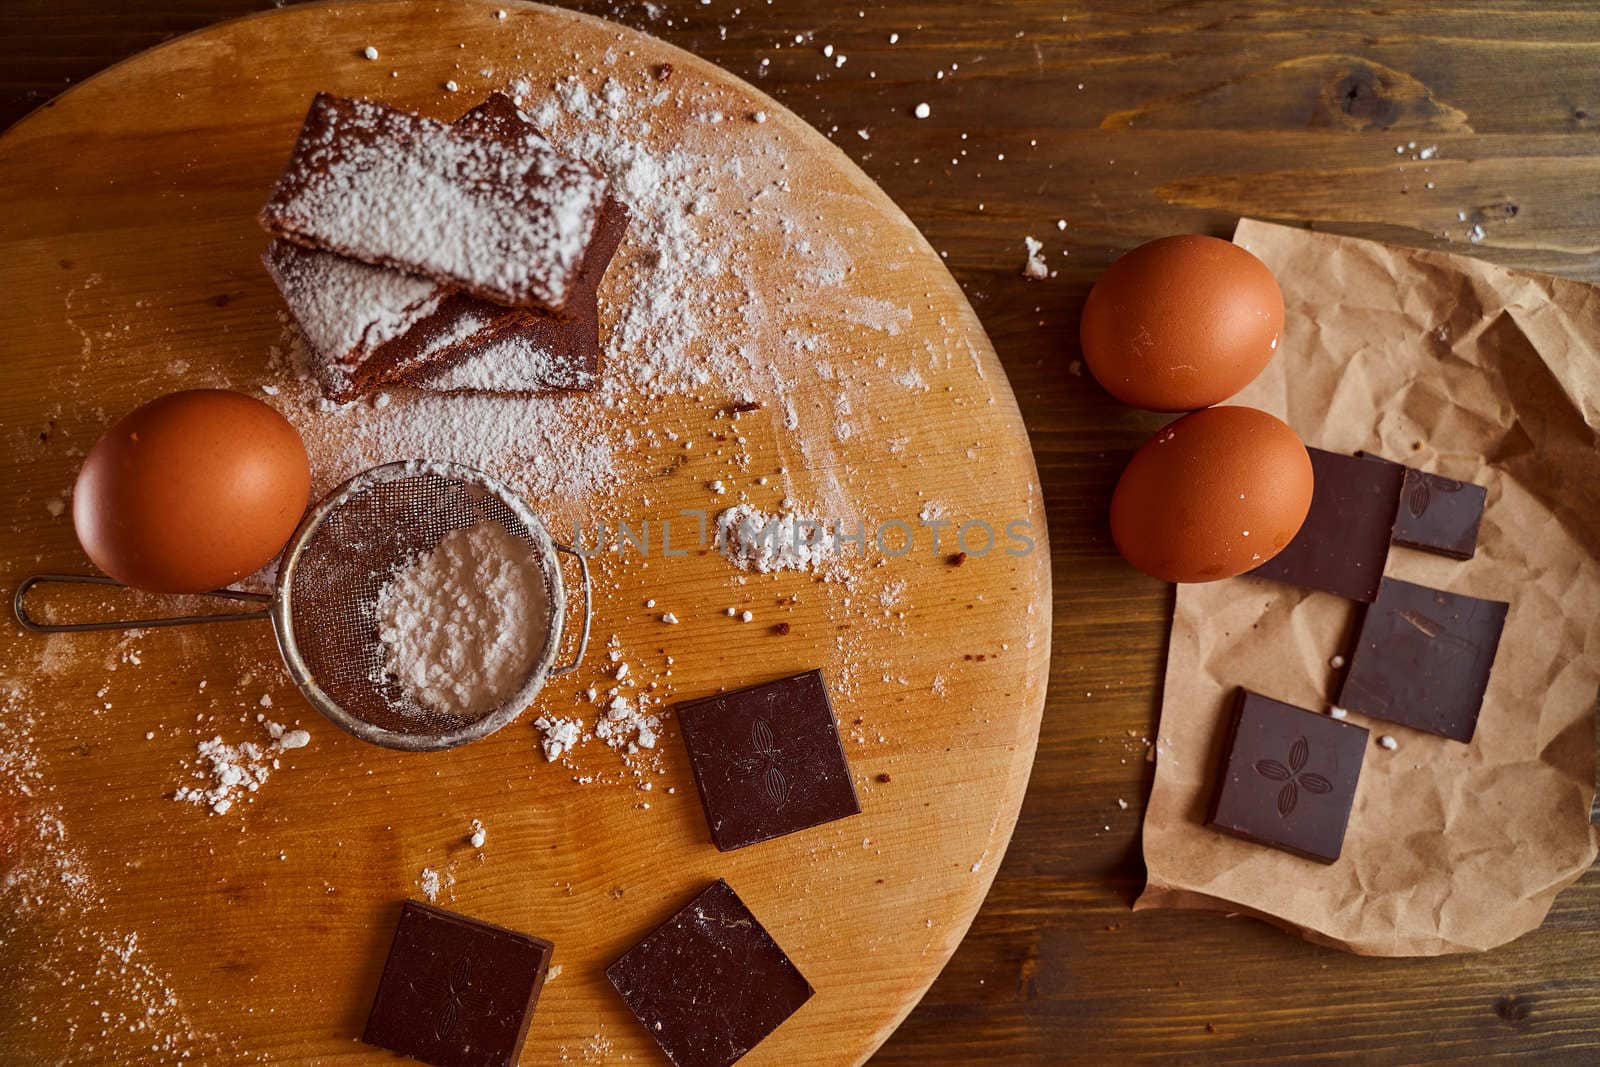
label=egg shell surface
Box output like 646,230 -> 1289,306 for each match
72,389 -> 311,594
1110,405 -> 1314,583
1080,234 -> 1284,412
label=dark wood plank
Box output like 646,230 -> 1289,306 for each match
4,1 -> 1597,1063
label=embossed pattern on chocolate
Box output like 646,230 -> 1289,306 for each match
1207,689 -> 1368,864
676,669 -> 861,852
363,900 -> 553,1067
1358,452 -> 1488,560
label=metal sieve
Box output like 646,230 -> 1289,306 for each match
14,461 -> 590,752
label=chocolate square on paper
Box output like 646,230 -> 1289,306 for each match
1207,689 -> 1368,865
1249,447 -> 1404,602
606,880 -> 813,1067
1358,453 -> 1487,561
676,669 -> 861,852
363,900 -> 553,1067
1338,577 -> 1508,742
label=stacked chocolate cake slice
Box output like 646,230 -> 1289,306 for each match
259,92 -> 630,400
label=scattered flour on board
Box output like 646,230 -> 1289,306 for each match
418,866 -> 456,903
533,643 -> 661,769
0,684 -> 227,1057
715,505 -> 837,572
172,719 -> 313,816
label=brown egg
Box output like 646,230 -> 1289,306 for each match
1111,406 -> 1313,583
1080,234 -> 1284,412
73,390 -> 311,593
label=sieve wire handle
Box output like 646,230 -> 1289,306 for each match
12,573 -> 272,634
548,543 -> 591,677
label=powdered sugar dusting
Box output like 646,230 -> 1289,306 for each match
275,345 -> 621,503
262,241 -> 444,395
425,331 -> 592,392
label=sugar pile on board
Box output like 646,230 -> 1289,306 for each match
376,520 -> 550,718
172,719 -> 313,815
418,866 -> 455,903
716,504 -> 836,572
594,694 -> 659,753
535,715 -> 584,760
1021,236 -> 1049,280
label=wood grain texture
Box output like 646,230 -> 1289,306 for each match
4,1 -> 1599,1064
0,3 -> 1050,1064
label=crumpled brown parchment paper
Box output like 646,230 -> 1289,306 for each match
1134,218 -> 1600,956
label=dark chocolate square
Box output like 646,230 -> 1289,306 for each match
676,669 -> 860,852
607,880 -> 814,1067
1358,453 -> 1487,560
1394,468 -> 1487,560
1207,689 -> 1368,864
1338,577 -> 1508,742
1249,447 -> 1403,602
363,901 -> 553,1067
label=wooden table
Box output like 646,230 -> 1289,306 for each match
5,2 -> 1598,1062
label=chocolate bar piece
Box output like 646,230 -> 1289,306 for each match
363,900 -> 553,1067
1250,447 -> 1403,602
261,92 -> 607,309
1357,453 -> 1486,561
1207,689 -> 1368,864
1395,468 -> 1486,560
676,669 -> 860,852
607,880 -> 813,1067
1339,577 -> 1508,742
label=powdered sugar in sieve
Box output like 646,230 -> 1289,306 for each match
270,461 -> 589,750
373,519 -> 552,718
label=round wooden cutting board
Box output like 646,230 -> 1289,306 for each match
0,2 -> 1050,1063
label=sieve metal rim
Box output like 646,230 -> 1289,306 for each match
269,460 -> 575,753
